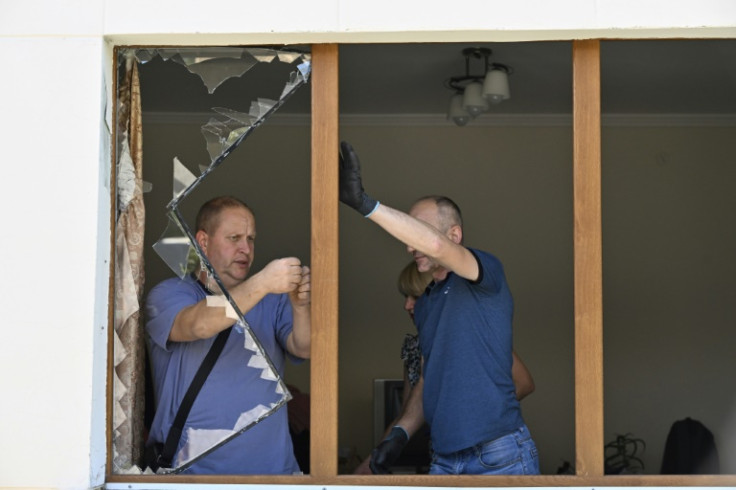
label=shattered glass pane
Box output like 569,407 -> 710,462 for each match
277,51 -> 303,64
247,47 -> 278,63
185,57 -> 258,94
134,49 -> 156,64
250,98 -> 278,120
133,46 -> 311,172
174,47 -> 246,64
151,215 -> 198,279
152,49 -> 178,61
201,116 -> 253,164
212,106 -> 257,125
137,47 -> 267,94
120,46 -> 311,474
172,157 -> 197,200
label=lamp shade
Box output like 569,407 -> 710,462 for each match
482,68 -> 510,104
462,82 -> 488,117
448,93 -> 471,126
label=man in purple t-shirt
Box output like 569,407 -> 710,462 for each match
146,196 -> 311,474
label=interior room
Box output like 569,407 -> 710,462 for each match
122,40 -> 736,475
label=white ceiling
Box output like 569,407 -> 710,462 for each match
139,40 -> 736,116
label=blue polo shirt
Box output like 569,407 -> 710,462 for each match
414,248 -> 523,454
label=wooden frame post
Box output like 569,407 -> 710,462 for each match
309,43 -> 340,479
572,39 -> 604,477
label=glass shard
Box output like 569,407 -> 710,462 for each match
185,57 -> 258,94
212,106 -> 257,126
136,47 -> 265,95
172,157 -> 197,200
151,215 -> 198,279
249,98 -> 278,120
201,117 -> 253,164
248,48 -> 278,63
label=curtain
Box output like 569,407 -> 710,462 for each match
112,54 -> 146,472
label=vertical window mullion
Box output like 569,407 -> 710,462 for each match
572,39 -> 604,477
309,43 -> 340,479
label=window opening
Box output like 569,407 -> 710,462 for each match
336,42 -> 575,476
106,40 -> 727,484
600,39 -> 736,475
113,46 -> 311,475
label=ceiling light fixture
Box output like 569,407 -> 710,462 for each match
446,47 -> 512,126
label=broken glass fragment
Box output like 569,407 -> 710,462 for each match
151,216 -> 198,280
185,57 -> 258,94
135,47 -> 270,95
172,157 -> 197,200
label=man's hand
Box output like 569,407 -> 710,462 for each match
284,263 -> 311,358
339,141 -> 379,216
369,426 -> 409,474
288,266 -> 310,308
258,257 -> 304,294
353,457 -> 373,475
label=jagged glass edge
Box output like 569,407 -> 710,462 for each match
168,58 -> 311,209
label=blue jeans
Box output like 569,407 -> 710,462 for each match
429,424 -> 540,475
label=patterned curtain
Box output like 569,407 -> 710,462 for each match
112,54 -> 146,472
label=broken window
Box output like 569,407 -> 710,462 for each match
113,46 -> 311,474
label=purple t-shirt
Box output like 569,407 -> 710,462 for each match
146,275 -> 301,474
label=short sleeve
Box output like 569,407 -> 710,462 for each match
468,248 -> 504,294
146,278 -> 203,351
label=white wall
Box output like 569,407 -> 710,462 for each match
0,27 -> 109,490
1,0 -> 736,488
101,0 -> 736,44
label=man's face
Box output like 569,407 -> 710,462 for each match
408,199 -> 444,273
199,206 -> 256,290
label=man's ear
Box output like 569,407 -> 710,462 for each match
195,230 -> 208,253
447,224 -> 463,244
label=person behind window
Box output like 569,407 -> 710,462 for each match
340,142 -> 540,475
354,261 -> 432,474
145,196 -> 311,474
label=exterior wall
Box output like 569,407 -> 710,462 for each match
0,33 -> 110,490
0,1 -> 735,488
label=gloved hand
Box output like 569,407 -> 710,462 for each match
369,425 -> 409,474
339,141 -> 379,217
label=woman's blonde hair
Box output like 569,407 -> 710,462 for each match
397,261 -> 433,298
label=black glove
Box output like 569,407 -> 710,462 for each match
369,425 -> 409,474
339,141 -> 379,216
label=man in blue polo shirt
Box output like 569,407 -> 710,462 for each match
339,142 -> 539,475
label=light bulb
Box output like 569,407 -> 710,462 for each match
482,68 -> 510,104
447,93 -> 471,126
462,82 -> 489,117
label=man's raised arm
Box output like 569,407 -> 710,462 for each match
339,141 -> 478,280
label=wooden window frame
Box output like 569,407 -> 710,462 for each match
107,40 -> 736,487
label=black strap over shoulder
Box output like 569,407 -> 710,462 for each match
157,326 -> 231,469
154,275 -> 233,470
